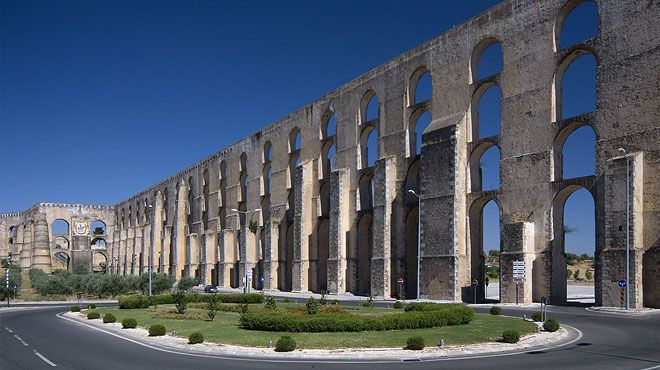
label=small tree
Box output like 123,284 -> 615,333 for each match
207,294 -> 219,321
585,269 -> 593,281
306,297 -> 319,314
573,269 -> 580,280
172,291 -> 187,314
264,296 -> 277,310
93,227 -> 105,235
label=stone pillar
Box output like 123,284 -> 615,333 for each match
500,222 -> 535,304
328,169 -> 349,295
602,152 -> 645,308
262,220 -> 279,290
152,191 -> 164,275
202,230 -> 216,285
127,227 -> 136,275
370,157 -> 397,298
188,233 -> 199,280
292,163 -> 312,292
218,229 -> 235,287
31,217 -> 52,273
135,227 -> 144,274
174,180 -> 188,280
20,223 -> 32,269
162,226 -> 171,274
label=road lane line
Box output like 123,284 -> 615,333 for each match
57,311 -> 584,364
638,365 -> 660,370
5,327 -> 13,333
13,334 -> 29,346
34,350 -> 57,367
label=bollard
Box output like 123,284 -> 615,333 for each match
268,340 -> 272,348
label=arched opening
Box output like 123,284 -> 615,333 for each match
51,219 -> 69,235
263,141 -> 272,163
560,125 -> 596,179
409,110 -> 431,156
472,83 -> 501,140
289,127 -> 301,153
358,173 -> 374,211
283,223 -> 294,292
404,207 -> 419,299
551,186 -> 595,304
560,53 -> 597,120
360,91 -> 378,123
643,245 -> 660,308
471,38 -> 502,83
90,220 -> 106,236
316,219 -> 330,293
556,0 -> 598,51
409,67 -> 432,105
53,236 -> 69,249
469,197 -> 501,302
321,143 -> 335,179
469,143 -> 500,192
53,252 -> 70,271
219,161 -> 227,230
322,110 -> 336,139
263,166 -> 272,196
92,252 -> 107,274
91,238 -> 107,250
357,213 -> 373,296
360,126 -> 378,169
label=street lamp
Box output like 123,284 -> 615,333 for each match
408,190 -> 421,300
148,203 -> 154,296
617,147 -> 630,310
230,208 -> 261,294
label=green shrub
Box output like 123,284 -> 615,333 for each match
238,303 -> 249,314
306,297 -> 319,315
531,311 -> 542,322
283,298 -> 290,303
240,304 -> 474,333
122,318 -> 137,329
103,313 -> 116,323
331,299 -> 339,305
275,335 -> 296,352
87,311 -> 100,319
490,306 -> 502,315
543,319 -> 560,332
70,305 -> 81,312
393,301 -> 404,309
362,301 -> 372,308
173,291 -> 187,314
149,324 -> 167,336
264,296 -> 277,310
188,332 -> 204,344
502,329 -> 520,343
118,295 -> 150,309
406,336 -> 425,350
319,292 -> 327,305
87,303 -> 96,309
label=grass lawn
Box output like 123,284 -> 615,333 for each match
93,304 -> 536,349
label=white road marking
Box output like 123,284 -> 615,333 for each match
5,327 -> 13,333
57,311 -> 584,364
34,350 -> 57,367
13,334 -> 29,346
638,365 -> 660,370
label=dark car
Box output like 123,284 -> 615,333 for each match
204,285 -> 218,293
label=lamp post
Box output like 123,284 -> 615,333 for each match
408,190 -> 421,300
617,147 -> 630,310
148,204 -> 154,296
230,208 -> 261,294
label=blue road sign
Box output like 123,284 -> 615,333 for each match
12,284 -> 17,289
259,276 -> 265,283
618,279 -> 627,288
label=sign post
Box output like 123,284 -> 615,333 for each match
513,261 -> 525,305
5,268 -> 9,308
397,277 -> 404,300
471,279 -> 478,304
618,279 -> 627,308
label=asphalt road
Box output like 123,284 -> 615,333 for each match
1,303 -> 659,370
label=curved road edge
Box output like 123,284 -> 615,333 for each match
56,310 -> 583,363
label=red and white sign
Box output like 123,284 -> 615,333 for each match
471,279 -> 479,286
397,277 -> 404,285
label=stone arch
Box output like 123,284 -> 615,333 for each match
553,122 -> 597,180
321,109 -> 336,140
53,251 -> 70,271
554,0 -> 599,52
552,49 -> 597,122
263,141 -> 272,163
408,66 -> 432,106
202,169 -> 210,227
360,90 -> 378,123
51,219 -> 69,235
470,37 -> 503,84
218,160 -> 228,229
404,160 -> 421,201
469,141 -> 500,192
468,195 -> 501,302
53,236 -> 69,249
90,220 -> 107,236
359,124 -> 378,169
289,127 -> 301,153
92,251 -> 108,273
550,185 -> 596,304
320,141 -> 335,180
239,153 -> 248,203
91,237 -> 107,250
357,213 -> 373,296
470,82 -> 501,141
408,108 -> 431,157
358,172 -> 375,211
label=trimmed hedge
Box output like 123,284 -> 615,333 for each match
490,306 -> 502,315
502,329 -> 520,343
275,335 -> 296,352
393,301 -> 404,309
103,313 -> 116,323
240,304 -> 474,333
531,311 -> 542,322
70,305 -> 80,312
149,324 -> 167,336
543,319 -> 560,332
122,318 -> 138,329
406,336 -> 425,350
189,332 -> 204,344
87,311 -> 100,319
118,295 -> 150,309
87,303 -> 96,309
118,293 -> 264,309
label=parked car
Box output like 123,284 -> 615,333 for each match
204,285 -> 218,293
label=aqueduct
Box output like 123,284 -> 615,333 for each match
1,0 -> 658,308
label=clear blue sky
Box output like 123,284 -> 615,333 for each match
1,0 -> 596,255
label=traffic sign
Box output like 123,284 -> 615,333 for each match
397,277 -> 404,286
259,275 -> 265,283
471,279 -> 479,286
618,279 -> 627,288
246,270 -> 253,278
513,260 -> 525,283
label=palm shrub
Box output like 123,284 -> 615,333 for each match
502,329 -> 520,343
122,318 -> 137,329
543,319 -> 560,332
490,306 -> 502,315
87,311 -> 100,319
189,332 -> 204,344
406,336 -> 425,350
103,313 -> 116,323
149,324 -> 167,336
275,335 -> 296,352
